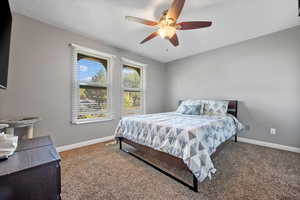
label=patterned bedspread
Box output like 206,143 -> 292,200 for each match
114,112 -> 244,182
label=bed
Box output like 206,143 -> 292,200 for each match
115,100 -> 243,192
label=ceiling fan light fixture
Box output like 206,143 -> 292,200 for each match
126,0 -> 212,47
158,26 -> 176,39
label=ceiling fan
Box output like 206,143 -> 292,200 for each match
125,0 -> 212,47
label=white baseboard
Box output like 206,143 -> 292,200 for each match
237,137 -> 300,154
56,135 -> 115,153
56,135 -> 300,154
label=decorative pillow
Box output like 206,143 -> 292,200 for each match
202,100 -> 229,115
180,104 -> 201,115
176,99 -> 203,114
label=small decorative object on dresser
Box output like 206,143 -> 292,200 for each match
0,132 -> 18,159
0,136 -> 61,200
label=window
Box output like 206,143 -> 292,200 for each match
71,44 -> 113,124
121,58 -> 146,116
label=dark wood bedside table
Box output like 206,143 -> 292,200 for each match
0,136 -> 61,200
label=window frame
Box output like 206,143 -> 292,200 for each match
121,57 -> 146,116
70,44 -> 114,124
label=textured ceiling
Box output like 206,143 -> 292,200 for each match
10,0 -> 300,63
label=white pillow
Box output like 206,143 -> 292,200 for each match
202,100 -> 229,115
176,100 -> 203,114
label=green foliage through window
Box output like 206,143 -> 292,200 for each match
122,65 -> 143,115
123,65 -> 141,88
123,91 -> 141,114
77,53 -> 109,120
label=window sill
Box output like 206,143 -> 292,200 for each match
72,117 -> 114,125
121,111 -> 145,117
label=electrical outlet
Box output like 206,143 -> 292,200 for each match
270,128 -> 276,135
245,125 -> 250,131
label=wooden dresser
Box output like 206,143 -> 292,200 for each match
0,136 -> 61,200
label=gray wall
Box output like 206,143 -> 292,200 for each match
165,26 -> 300,148
0,14 -> 166,147
1,14 -> 299,149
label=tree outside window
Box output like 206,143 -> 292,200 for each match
122,65 -> 144,115
71,45 -> 112,124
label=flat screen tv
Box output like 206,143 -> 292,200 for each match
0,0 -> 12,89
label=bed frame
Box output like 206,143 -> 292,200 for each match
118,100 -> 238,192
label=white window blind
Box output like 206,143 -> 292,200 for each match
70,44 -> 114,124
121,58 -> 146,116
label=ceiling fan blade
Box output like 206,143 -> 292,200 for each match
169,33 -> 179,47
167,0 -> 186,22
177,21 -> 212,30
125,16 -> 158,26
140,32 -> 159,44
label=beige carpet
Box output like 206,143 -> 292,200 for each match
60,141 -> 300,200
